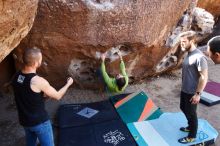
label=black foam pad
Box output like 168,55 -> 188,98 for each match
58,120 -> 137,146
57,100 -> 120,128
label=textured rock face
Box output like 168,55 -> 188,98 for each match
0,0 -> 39,62
198,0 -> 220,18
157,4 -> 215,72
199,17 -> 220,46
14,0 -> 192,88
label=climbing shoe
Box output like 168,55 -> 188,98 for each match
180,126 -> 190,132
178,137 -> 195,144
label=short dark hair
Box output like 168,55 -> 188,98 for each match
116,77 -> 126,91
208,36 -> 220,54
179,31 -> 197,41
23,47 -> 41,66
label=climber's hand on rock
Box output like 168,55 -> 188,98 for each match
117,51 -> 122,60
101,53 -> 107,61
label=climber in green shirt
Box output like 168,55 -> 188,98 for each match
100,52 -> 129,93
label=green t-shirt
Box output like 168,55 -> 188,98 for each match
101,60 -> 128,93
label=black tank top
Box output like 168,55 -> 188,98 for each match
12,71 -> 49,127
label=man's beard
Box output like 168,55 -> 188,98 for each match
181,47 -> 186,52
181,45 -> 191,52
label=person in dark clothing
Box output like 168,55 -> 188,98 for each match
178,31 -> 208,144
12,48 -> 73,146
207,36 -> 220,64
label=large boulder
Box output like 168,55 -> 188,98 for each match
14,0 -> 192,88
196,0 -> 220,48
0,0 -> 39,62
198,16 -> 220,46
157,4 -> 215,72
198,0 -> 220,18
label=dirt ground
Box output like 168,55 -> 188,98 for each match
0,60 -> 219,146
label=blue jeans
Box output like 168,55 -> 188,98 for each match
24,120 -> 54,146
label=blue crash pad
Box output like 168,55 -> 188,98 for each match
127,112 -> 218,146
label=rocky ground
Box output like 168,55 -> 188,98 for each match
0,59 -> 219,146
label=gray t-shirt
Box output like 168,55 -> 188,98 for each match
181,49 -> 208,94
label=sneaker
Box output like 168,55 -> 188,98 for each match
178,137 -> 195,144
180,127 -> 190,132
